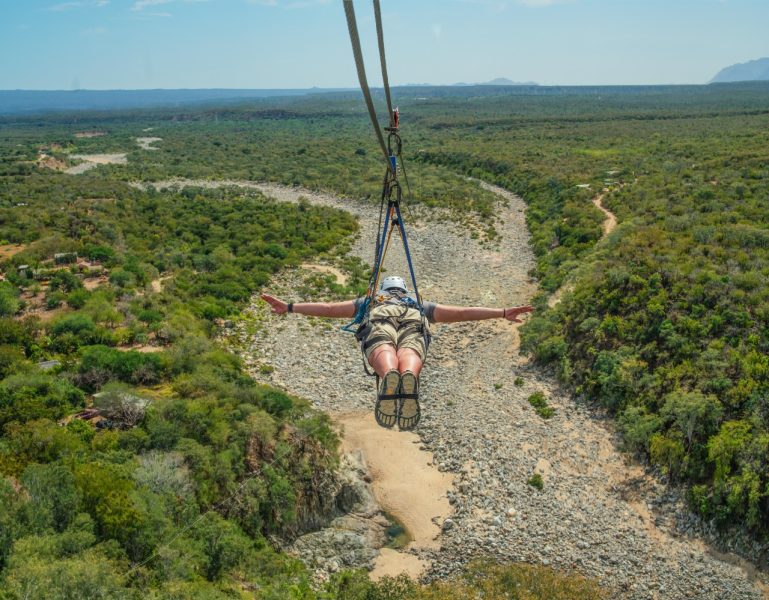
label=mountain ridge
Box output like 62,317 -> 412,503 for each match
710,57 -> 769,83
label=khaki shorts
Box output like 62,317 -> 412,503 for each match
361,304 -> 428,361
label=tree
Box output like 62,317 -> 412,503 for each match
0,373 -> 84,427
661,391 -> 723,449
20,463 -> 81,533
94,383 -> 151,428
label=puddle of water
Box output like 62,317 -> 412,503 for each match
383,511 -> 412,549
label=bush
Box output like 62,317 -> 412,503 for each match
108,269 -> 135,289
0,373 -> 84,427
527,473 -> 544,490
66,289 -> 89,309
51,314 -> 95,337
94,382 -> 151,428
528,392 -> 555,419
0,282 -> 20,317
45,291 -> 66,310
48,271 -> 82,293
325,561 -> 606,600
78,345 -> 166,390
20,463 -> 81,533
0,345 -> 25,378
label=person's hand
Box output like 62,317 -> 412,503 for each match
504,305 -> 534,323
261,293 -> 288,315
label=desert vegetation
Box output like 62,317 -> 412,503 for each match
2,81 -> 768,595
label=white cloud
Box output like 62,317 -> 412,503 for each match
49,0 -> 109,9
131,0 -> 207,12
246,0 -> 331,8
132,0 -> 171,10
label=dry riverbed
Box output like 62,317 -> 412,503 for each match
140,178 -> 767,599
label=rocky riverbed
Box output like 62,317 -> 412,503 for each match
145,178 -> 767,599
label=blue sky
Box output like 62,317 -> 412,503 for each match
2,0 -> 768,89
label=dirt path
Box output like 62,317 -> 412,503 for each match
547,190 -> 617,309
141,178 -> 766,599
593,192 -> 618,236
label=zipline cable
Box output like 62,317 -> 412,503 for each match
341,1 -> 427,363
343,0 -> 393,173
373,0 -> 394,128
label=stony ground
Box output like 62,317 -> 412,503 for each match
145,178 -> 767,600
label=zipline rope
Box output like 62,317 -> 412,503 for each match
341,0 -> 427,335
343,0 -> 392,172
373,0 -> 394,128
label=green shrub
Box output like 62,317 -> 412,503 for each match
66,289 -> 89,309
528,392 -> 555,419
0,373 -> 84,427
0,282 -> 20,317
78,345 -> 166,390
527,473 -> 544,490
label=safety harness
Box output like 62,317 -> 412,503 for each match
341,0 -> 430,377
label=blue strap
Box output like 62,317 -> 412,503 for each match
342,192 -> 424,332
394,202 -> 423,312
341,296 -> 370,332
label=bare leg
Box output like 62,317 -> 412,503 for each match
397,348 -> 423,377
369,344 -> 399,378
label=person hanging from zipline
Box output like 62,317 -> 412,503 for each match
260,1 -> 533,430
261,277 -> 533,430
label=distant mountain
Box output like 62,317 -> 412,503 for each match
482,77 -> 538,86
453,78 -> 538,87
710,58 -> 769,83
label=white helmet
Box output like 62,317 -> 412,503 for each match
379,275 -> 407,293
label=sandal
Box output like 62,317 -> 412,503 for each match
398,371 -> 420,430
375,370 -> 401,428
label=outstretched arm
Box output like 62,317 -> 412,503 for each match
432,304 -> 534,324
261,293 -> 356,319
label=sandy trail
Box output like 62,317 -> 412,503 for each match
140,178 -> 766,599
547,190 -> 617,309
593,192 -> 618,236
